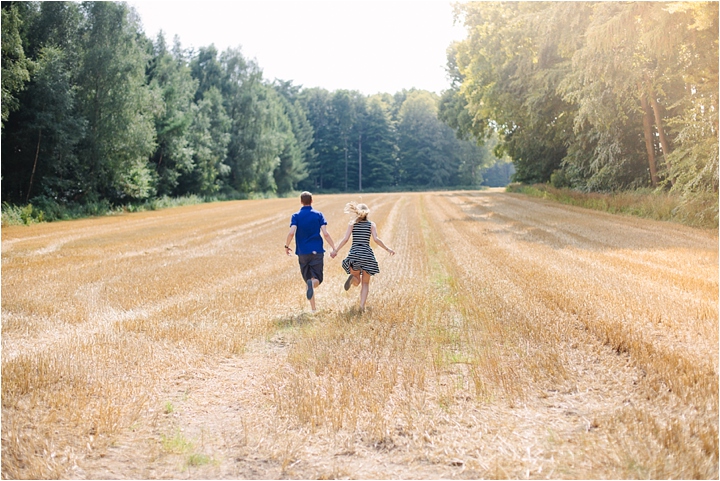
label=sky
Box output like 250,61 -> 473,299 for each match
129,0 -> 468,96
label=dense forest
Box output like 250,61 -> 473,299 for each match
1,2 -> 717,221
0,1 -> 508,216
442,2 -> 718,198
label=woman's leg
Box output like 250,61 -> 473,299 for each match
359,271 -> 371,310
350,264 -> 361,286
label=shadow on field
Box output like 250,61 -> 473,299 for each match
274,306 -> 370,330
438,191 -> 719,252
273,312 -> 317,329
338,306 -> 370,321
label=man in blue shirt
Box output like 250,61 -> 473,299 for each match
284,191 -> 336,312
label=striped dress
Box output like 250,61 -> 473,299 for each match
342,220 -> 380,276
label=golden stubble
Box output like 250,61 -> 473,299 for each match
2,191 -> 717,479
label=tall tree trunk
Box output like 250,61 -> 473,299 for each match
647,81 -> 673,184
344,137 -> 348,192
358,133 -> 362,192
639,85 -> 658,186
27,129 -> 41,203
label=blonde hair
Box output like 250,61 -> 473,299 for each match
344,202 -> 370,223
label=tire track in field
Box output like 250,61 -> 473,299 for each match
6,192 -> 717,479
3,199 -> 323,362
82,193 -> 437,480
73,192 -> 717,478
408,194 -> 641,476
424,191 -> 717,477
68,193 -> 421,479
441,191 -> 718,377
1,205 -> 214,254
2,194 -> 399,365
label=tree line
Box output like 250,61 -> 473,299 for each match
441,1 -> 718,199
1,1 -> 507,214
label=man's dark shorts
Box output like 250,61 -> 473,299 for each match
298,253 -> 324,285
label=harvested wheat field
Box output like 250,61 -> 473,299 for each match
2,190 -> 718,479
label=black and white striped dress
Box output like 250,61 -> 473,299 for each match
342,220 -> 380,276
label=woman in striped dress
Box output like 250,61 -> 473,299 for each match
330,202 -> 395,311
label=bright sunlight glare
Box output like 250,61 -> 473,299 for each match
130,0 -> 467,95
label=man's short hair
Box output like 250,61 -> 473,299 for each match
300,191 -> 312,205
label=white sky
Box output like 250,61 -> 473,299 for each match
130,0 -> 467,95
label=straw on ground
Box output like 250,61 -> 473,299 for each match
2,191 -> 717,479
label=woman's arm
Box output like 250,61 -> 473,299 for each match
371,222 -> 395,255
331,223 -> 353,258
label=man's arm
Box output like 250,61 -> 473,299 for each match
321,224 -> 336,252
285,225 -> 297,255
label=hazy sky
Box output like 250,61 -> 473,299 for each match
130,0 -> 467,95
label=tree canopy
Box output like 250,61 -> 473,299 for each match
2,1 -> 501,213
442,1 -> 718,196
3,1 -> 714,221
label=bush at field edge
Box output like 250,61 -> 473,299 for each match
506,183 -> 719,229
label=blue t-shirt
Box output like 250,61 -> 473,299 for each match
290,206 -> 327,255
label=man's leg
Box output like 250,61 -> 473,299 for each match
307,278 -> 320,297
306,278 -> 314,300
308,279 -> 317,311
307,254 -> 323,311
299,255 -> 317,310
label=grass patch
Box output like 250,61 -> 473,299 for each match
506,183 -> 718,229
0,189 -> 305,226
161,430 -> 193,454
186,453 -> 213,467
1,194 -> 208,226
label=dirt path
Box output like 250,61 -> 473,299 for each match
3,191 -> 717,479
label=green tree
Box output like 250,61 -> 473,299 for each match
1,2 -> 33,128
397,90 -> 457,187
1,2 -> 86,204
220,48 -> 277,193
209,47 -> 307,194
274,81 -> 316,169
438,42 -> 475,142
181,86 -> 231,196
190,44 -> 223,102
298,87 -> 337,190
556,2 -> 718,192
299,87 -> 365,192
273,80 -> 314,193
454,138 -> 492,187
2,46 -> 85,203
147,32 -> 198,196
75,1 -> 156,201
361,95 -> 397,189
449,1 -> 717,195
332,90 -> 359,191
657,2 -> 718,195
452,2 -> 575,185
